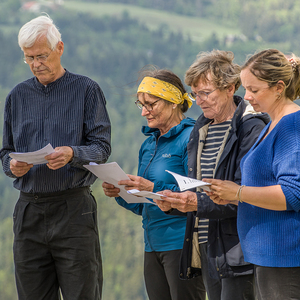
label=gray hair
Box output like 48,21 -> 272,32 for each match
18,15 -> 61,50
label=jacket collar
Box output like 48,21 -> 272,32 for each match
194,95 -> 268,133
33,69 -> 69,91
142,117 -> 195,139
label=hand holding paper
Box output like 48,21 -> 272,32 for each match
154,189 -> 198,213
127,189 -> 165,200
166,170 -> 211,192
84,162 -> 153,204
154,171 -> 211,213
9,143 -> 55,165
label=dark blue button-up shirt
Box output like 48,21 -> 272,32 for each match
0,70 -> 111,193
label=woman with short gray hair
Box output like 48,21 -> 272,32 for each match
155,50 -> 269,300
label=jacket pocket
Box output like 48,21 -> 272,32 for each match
225,242 -> 250,266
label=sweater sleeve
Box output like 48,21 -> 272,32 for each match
277,152 -> 300,212
272,114 -> 300,212
273,132 -> 300,212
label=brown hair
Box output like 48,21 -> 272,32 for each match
138,65 -> 189,113
242,49 -> 300,101
185,50 -> 241,92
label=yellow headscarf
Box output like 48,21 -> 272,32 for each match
137,77 -> 193,108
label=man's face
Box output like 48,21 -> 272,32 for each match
23,36 -> 64,85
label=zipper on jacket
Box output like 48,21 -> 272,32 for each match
142,137 -> 159,252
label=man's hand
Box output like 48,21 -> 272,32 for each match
10,159 -> 33,177
45,146 -> 74,170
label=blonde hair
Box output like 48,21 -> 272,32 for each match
185,50 -> 241,92
242,49 -> 300,101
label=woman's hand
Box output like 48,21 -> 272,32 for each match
154,198 -> 173,212
102,182 -> 120,198
203,178 -> 239,205
118,175 -> 154,192
154,190 -> 198,213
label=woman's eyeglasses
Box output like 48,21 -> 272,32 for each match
135,99 -> 161,111
188,88 -> 219,101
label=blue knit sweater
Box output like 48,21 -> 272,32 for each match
239,111 -> 300,267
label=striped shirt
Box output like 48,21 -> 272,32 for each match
198,120 -> 231,244
0,70 -> 111,193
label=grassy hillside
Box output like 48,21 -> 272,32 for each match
63,1 -> 241,42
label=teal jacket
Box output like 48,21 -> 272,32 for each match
116,117 -> 195,252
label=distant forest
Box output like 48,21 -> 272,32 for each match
94,0 -> 300,46
0,0 -> 299,299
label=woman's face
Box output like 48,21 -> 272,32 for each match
241,68 -> 277,113
192,73 -> 233,120
138,93 -> 176,133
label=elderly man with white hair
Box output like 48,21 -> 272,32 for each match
0,15 -> 111,300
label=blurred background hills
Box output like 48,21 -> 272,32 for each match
0,0 -> 299,298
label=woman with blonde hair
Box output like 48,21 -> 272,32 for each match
205,49 -> 300,300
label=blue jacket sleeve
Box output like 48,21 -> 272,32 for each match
115,196 -> 144,216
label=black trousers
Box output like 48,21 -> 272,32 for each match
144,249 -> 206,300
13,187 -> 102,300
254,265 -> 300,300
199,243 -> 254,300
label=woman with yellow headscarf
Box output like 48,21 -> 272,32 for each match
102,67 -> 205,300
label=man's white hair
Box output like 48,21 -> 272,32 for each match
18,15 -> 61,50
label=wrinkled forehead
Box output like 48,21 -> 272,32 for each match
193,72 -> 215,89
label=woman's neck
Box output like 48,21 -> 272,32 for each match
213,100 -> 237,124
264,99 -> 300,138
269,98 -> 299,125
159,115 -> 183,136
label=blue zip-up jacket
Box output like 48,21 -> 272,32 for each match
115,117 -> 195,252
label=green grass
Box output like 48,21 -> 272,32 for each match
63,0 -> 241,42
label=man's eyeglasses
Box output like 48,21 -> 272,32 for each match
188,88 -> 219,101
135,99 -> 161,111
23,49 -> 53,64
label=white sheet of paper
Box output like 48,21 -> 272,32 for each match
166,170 -> 211,192
127,189 -> 166,200
83,162 -> 153,204
9,143 -> 55,165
